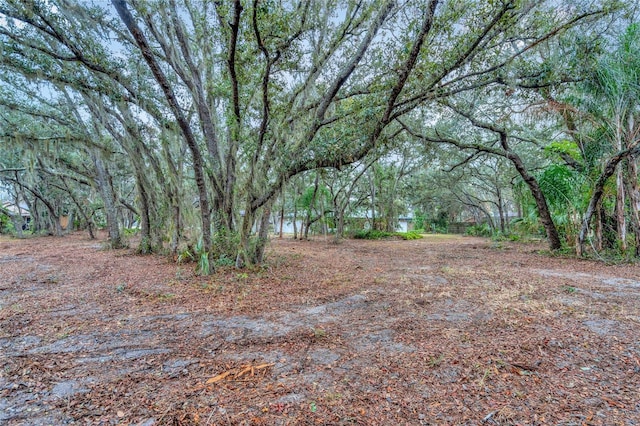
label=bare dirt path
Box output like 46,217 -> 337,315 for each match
1,233 -> 639,425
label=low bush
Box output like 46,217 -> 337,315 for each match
353,229 -> 394,239
352,230 -> 424,240
396,231 -> 423,240
465,223 -> 492,237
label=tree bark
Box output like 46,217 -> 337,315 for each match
615,167 -> 627,251
253,203 -> 272,264
595,203 -> 603,251
292,195 -> 298,240
577,144 -> 640,256
279,189 -> 285,239
112,0 -> 212,260
91,150 -> 124,248
63,178 -> 95,239
625,158 -> 640,257
509,152 -> 562,250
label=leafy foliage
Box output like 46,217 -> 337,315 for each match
352,229 -> 423,240
0,0 -> 632,263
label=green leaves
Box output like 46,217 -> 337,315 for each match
544,140 -> 581,161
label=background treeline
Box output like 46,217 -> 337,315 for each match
1,0 -> 639,270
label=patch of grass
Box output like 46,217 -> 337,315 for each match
396,231 -> 424,240
425,354 -> 445,368
157,293 -> 175,302
311,327 -> 327,338
477,367 -> 492,386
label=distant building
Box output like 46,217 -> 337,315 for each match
2,201 -> 30,220
2,201 -> 31,230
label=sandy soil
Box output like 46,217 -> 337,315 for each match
1,232 -> 639,425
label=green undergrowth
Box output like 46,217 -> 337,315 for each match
352,230 -> 423,240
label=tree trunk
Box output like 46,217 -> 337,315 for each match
135,174 -> 153,254
625,158 -> 640,257
92,151 -> 124,249
615,167 -> 627,252
236,199 -> 256,268
304,173 -> 320,240
595,203 -> 603,251
336,207 -> 346,240
369,172 -> 376,231
63,179 -> 95,239
253,203 -> 272,264
9,213 -> 24,238
25,196 -> 41,233
113,0 -> 212,259
279,189 -> 285,239
292,205 -> 298,240
506,152 -> 561,250
170,201 -> 181,257
497,187 -> 506,233
577,145 -> 639,256
11,176 -> 63,236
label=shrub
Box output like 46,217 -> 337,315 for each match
0,212 -> 13,234
352,229 -> 423,240
353,229 -> 393,239
465,223 -> 492,237
395,231 -> 424,240
123,228 -> 139,237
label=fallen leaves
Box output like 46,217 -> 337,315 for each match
3,234 -> 640,425
602,396 -> 625,409
205,362 -> 274,385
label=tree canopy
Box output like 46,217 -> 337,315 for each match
1,0 -> 638,267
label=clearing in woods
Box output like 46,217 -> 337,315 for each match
0,232 -> 639,425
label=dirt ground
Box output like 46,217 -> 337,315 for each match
1,232 -> 639,425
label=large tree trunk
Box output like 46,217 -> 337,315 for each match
135,174 -> 153,254
24,196 -> 41,233
625,158 -> 640,257
8,212 -> 24,238
502,149 -> 561,250
236,200 -> 255,268
577,145 -> 639,256
594,203 -> 604,251
335,205 -> 346,240
253,203 -> 272,264
113,0 -> 212,260
615,167 -> 627,252
91,151 -> 124,249
303,173 -> 320,240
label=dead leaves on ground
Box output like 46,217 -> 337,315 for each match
205,362 -> 274,385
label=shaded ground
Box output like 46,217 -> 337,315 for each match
1,232 -> 639,425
